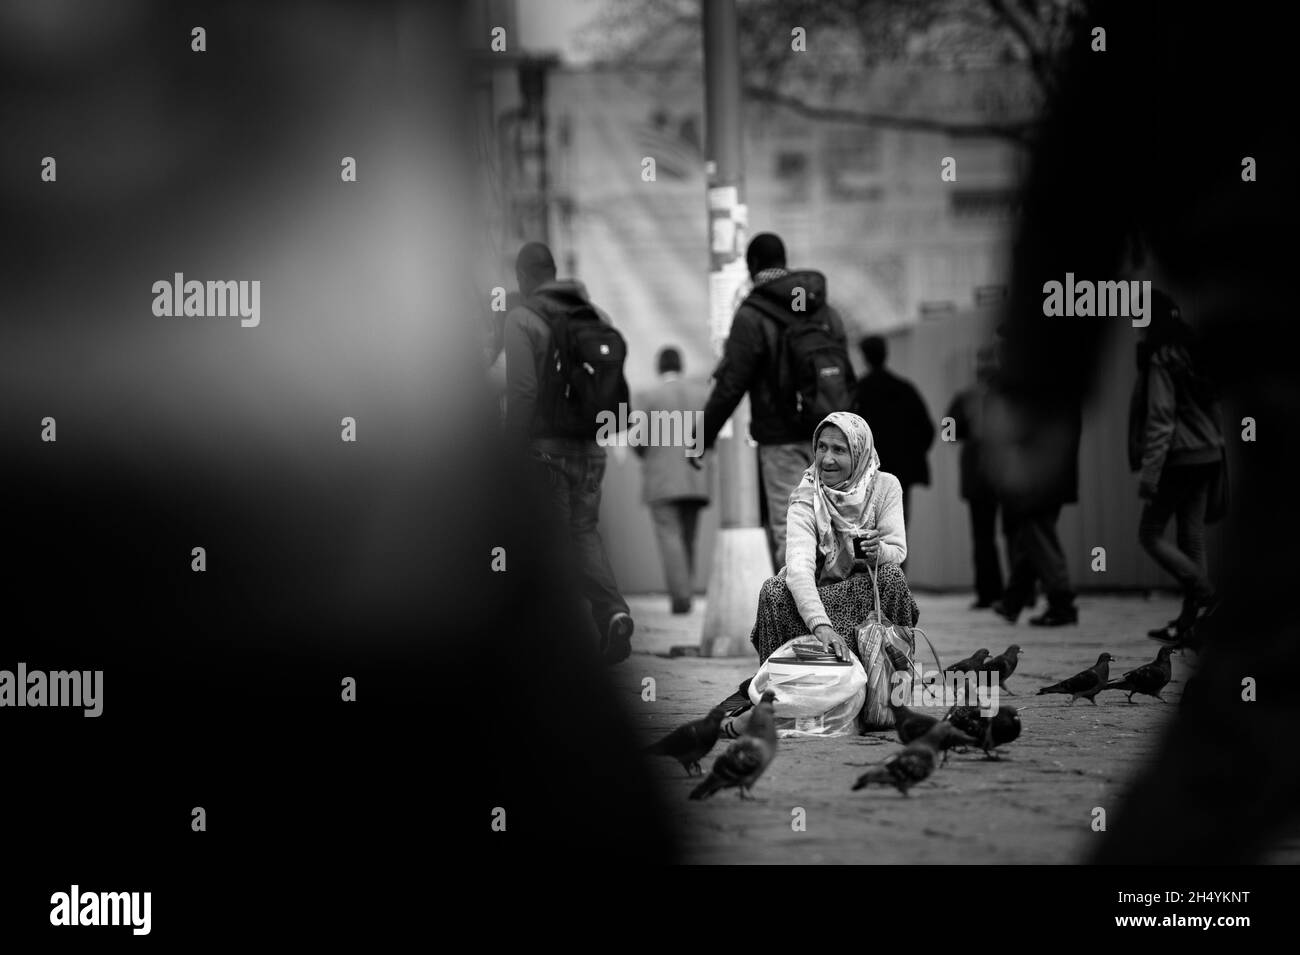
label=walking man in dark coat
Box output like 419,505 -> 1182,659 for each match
946,344 -> 1005,608
700,233 -> 854,570
851,335 -> 936,524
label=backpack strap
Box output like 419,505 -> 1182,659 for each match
741,298 -> 797,408
526,295 -> 567,382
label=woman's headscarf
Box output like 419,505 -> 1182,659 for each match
790,411 -> 880,582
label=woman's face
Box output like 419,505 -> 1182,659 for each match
816,425 -> 853,487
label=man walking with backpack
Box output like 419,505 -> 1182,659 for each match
700,233 -> 855,569
504,242 -> 636,664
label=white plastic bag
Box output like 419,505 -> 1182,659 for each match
748,635 -> 868,738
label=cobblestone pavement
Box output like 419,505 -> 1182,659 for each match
617,591 -> 1300,864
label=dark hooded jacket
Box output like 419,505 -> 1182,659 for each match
702,270 -> 852,447
1127,292 -> 1226,500
503,279 -> 614,444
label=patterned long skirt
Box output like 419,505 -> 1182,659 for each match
750,563 -> 920,664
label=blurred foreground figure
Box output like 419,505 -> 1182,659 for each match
987,0 -> 1298,861
1,2 -> 679,898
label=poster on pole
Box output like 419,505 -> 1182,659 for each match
707,185 -> 738,211
708,257 -> 750,349
711,216 -> 736,255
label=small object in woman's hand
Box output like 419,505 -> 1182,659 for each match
853,531 -> 880,560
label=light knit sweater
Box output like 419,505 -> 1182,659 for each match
784,471 -> 908,633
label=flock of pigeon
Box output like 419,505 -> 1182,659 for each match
645,641 -> 1179,799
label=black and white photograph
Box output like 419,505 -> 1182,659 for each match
2,0 -> 1296,938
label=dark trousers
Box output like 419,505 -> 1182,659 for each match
649,499 -> 706,607
1002,503 -> 1074,610
1138,463 -> 1216,602
532,445 -> 629,636
967,497 -> 1004,604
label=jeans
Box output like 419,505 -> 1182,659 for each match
649,500 -> 706,607
968,497 -> 1005,604
1002,503 -> 1074,609
532,443 -> 629,636
1138,463 -> 1216,602
758,442 -> 813,570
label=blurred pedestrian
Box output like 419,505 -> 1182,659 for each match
700,233 -> 855,569
1129,289 -> 1226,643
636,347 -> 712,614
945,344 -> 1005,608
504,242 -> 635,663
851,335 -> 935,525
991,399 -> 1082,627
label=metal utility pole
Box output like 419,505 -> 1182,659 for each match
700,0 -> 771,658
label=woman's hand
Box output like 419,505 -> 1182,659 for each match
852,529 -> 880,569
814,624 -> 852,662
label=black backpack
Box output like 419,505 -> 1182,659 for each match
528,289 -> 629,439
766,305 -> 855,432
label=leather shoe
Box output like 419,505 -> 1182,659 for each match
1029,605 -> 1078,627
990,599 -> 1020,623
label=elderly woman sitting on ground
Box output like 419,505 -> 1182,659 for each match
718,411 -> 919,723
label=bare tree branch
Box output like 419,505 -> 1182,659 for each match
744,84 -> 1034,143
984,0 -> 1055,95
583,0 -> 1069,143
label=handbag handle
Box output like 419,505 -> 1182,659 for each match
862,552 -> 945,674
863,550 -> 883,623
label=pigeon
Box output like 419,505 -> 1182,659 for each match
945,705 -> 985,744
979,644 -> 1024,694
891,703 -> 938,745
689,690 -> 778,800
1104,646 -> 1175,703
945,648 -> 990,674
851,723 -> 975,796
1037,653 -> 1113,704
943,704 -> 1022,757
644,706 -> 726,775
985,705 -> 1022,750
